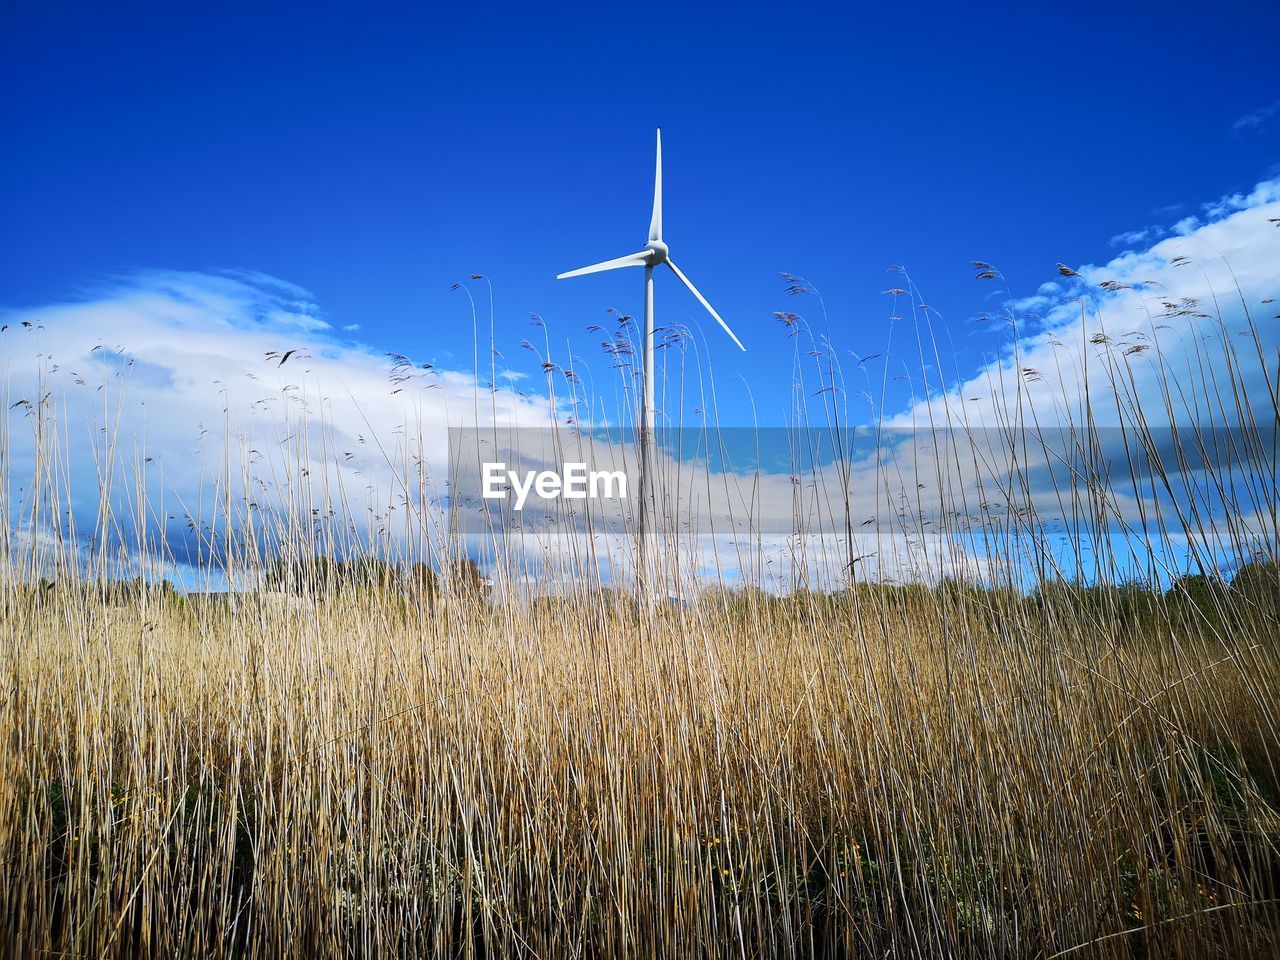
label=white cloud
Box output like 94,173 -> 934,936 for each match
1109,227 -> 1152,248
876,176 -> 1280,582
1233,100 -> 1280,132
888,178 -> 1280,433
3,173 -> 1277,593
0,270 -> 559,583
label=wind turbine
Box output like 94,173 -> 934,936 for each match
557,129 -> 745,583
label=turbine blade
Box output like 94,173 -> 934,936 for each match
557,251 -> 651,280
648,129 -> 662,242
666,260 -> 745,351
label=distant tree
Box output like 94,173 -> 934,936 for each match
446,556 -> 489,600
1165,572 -> 1227,622
403,557 -> 488,603
264,556 -> 397,596
344,557 -> 396,591
1232,558 -> 1279,614
1034,578 -> 1158,632
405,563 -> 439,600
264,557 -> 329,595
95,576 -> 179,605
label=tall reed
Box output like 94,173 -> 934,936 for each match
0,257 -> 1277,958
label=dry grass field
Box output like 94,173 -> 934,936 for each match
2,578 -> 1277,957
1,270 -> 1277,958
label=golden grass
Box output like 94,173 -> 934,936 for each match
2,584 -> 1277,957
1,259 -> 1277,956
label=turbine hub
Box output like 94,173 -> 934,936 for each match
644,239 -> 669,264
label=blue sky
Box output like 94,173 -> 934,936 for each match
1,2 -> 1278,589
3,0 -> 1279,419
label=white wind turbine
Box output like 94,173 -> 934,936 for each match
557,129 -> 745,579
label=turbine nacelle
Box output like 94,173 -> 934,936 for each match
643,239 -> 669,264
556,129 -> 744,352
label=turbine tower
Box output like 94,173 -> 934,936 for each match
557,129 -> 745,586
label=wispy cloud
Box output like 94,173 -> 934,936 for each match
1107,181 -> 1277,250
1109,227 -> 1153,248
1233,100 -> 1280,132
